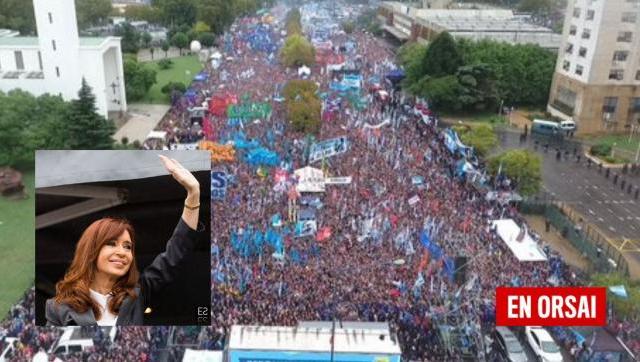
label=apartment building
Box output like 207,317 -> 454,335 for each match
547,0 -> 640,133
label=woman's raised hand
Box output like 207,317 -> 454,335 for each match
159,155 -> 200,196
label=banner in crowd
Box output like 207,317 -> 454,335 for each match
294,166 -> 326,193
211,171 -> 228,200
173,143 -> 199,151
309,137 -> 348,163
199,141 -> 236,162
324,176 -> 352,185
227,102 -> 272,119
295,220 -> 317,238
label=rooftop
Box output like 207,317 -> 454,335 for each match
228,325 -> 402,354
0,37 -> 111,47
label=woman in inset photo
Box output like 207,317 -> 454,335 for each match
45,155 -> 202,326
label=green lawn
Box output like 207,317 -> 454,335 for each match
140,55 -> 204,104
583,134 -> 640,155
0,169 -> 35,318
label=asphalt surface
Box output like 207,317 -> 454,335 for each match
498,130 -> 640,269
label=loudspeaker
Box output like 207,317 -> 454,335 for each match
454,256 -> 468,285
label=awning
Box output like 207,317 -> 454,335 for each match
382,25 -> 410,40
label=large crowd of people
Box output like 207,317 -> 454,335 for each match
1,3 -> 639,362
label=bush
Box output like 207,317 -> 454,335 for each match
590,143 -> 612,157
158,59 -> 173,70
161,82 -> 186,95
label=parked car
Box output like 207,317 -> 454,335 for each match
525,326 -> 563,362
531,119 -> 561,136
559,120 -> 576,132
493,327 -> 527,362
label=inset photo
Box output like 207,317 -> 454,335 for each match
35,150 -> 211,326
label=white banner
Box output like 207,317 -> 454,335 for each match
309,137 -> 348,163
324,177 -> 352,185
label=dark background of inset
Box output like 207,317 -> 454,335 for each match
35,171 -> 211,326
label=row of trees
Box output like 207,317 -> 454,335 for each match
0,0 -> 112,34
399,32 -> 555,112
280,8 -> 315,68
0,81 -> 127,168
283,80 -> 322,134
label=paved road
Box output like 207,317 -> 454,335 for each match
498,131 -> 640,241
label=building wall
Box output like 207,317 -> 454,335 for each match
547,0 -> 640,133
79,48 -> 107,117
548,72 -> 640,133
102,44 -> 127,113
0,47 -> 41,71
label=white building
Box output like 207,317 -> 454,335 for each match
547,0 -> 640,133
0,0 -> 126,119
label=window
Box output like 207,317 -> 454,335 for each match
579,47 -> 587,57
609,69 -> 624,80
48,12 -> 53,23
622,12 -> 637,23
55,66 -> 60,77
38,51 -> 43,70
573,7 -> 581,18
553,86 -> 577,115
569,25 -> 577,35
603,97 -> 618,114
613,50 -> 629,61
636,70 -> 640,80
575,64 -> 584,75
563,60 -> 570,71
14,51 -> 24,70
582,29 -> 591,39
587,10 -> 595,20
617,31 -> 633,42
565,43 -> 574,54
52,39 -> 56,51
631,97 -> 640,112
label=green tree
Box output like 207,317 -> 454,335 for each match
341,21 -> 355,34
455,63 -> 498,110
412,75 -> 461,110
115,22 -> 141,54
283,80 -> 321,134
156,0 -> 197,27
0,91 -> 38,167
0,0 -> 35,35
458,38 -> 555,106
66,79 -> 116,150
75,0 -> 112,29
198,32 -> 216,47
193,21 -> 211,34
161,40 -> 170,57
196,0 -> 233,34
397,42 -> 427,87
141,32 -> 153,49
280,34 -> 315,68
455,124 -> 498,157
122,5 -> 163,23
123,56 -> 157,102
171,32 -> 189,55
161,81 -> 186,95
590,273 -> 640,319
422,32 -> 463,77
488,149 -> 542,196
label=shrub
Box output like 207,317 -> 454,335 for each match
161,82 -> 186,95
590,143 -> 612,157
158,59 -> 173,70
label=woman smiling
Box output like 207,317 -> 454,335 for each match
45,155 -> 202,326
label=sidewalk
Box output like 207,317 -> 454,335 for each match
524,215 -> 590,271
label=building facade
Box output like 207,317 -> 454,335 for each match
547,0 -> 640,133
378,1 -> 561,49
0,0 -> 126,119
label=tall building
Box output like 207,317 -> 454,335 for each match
547,0 -> 640,133
0,0 -> 126,118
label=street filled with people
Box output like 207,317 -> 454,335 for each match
1,2 -> 639,361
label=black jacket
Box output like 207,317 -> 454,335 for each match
45,218 -> 201,326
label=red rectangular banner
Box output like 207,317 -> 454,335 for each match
496,287 -> 607,326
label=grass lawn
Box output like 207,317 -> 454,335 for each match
139,55 -> 204,104
583,134 -> 640,155
0,169 -> 35,318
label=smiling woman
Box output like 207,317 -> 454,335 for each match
44,155 -> 204,326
